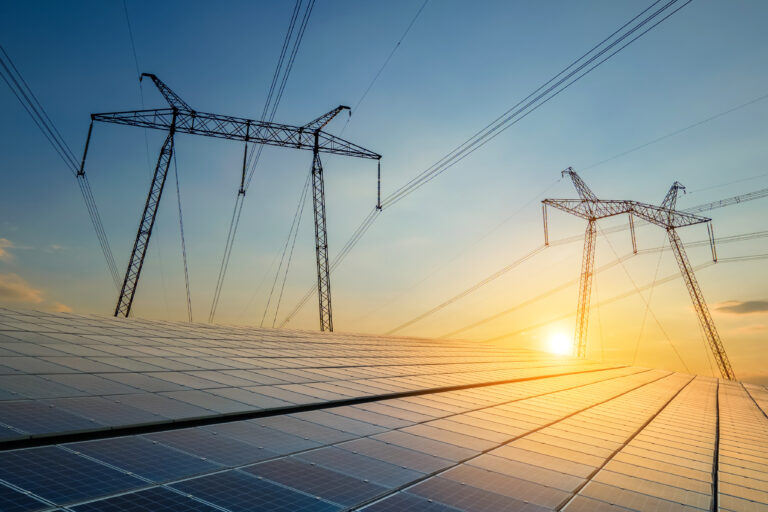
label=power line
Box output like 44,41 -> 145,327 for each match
581,91 -> 768,172
385,246 -> 546,335
272,173 -> 311,327
0,43 -> 121,289
380,0 -> 693,209
340,0 -> 429,135
279,0 -> 694,327
482,260 -> 718,343
121,0 -> 172,319
209,0 -> 314,323
261,171 -> 311,326
329,89 -> 768,328
350,177 -> 562,326
435,228 -> 768,339
173,153 -> 192,323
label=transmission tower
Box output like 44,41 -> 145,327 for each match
543,168 -> 734,380
78,74 -> 381,330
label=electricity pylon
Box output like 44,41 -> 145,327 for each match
78,74 -> 381,331
543,168 -> 734,380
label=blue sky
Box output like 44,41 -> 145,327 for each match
1,1 -> 768,381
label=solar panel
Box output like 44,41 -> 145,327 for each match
0,446 -> 143,505
243,458 -> 387,506
146,427 -> 279,466
296,446 -> 423,487
0,400 -> 99,435
0,483 -> 50,512
70,487 -> 220,512
362,492 -> 464,511
170,470 -> 340,512
0,307 -> 766,511
71,436 -> 220,482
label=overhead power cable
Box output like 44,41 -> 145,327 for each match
581,91 -> 768,172
426,227 -> 768,339
379,0 -> 693,209
483,260 -> 717,343
340,0 -> 429,135
0,44 -> 121,289
122,0 -> 173,319
261,171 -> 311,326
272,173 -> 311,327
209,0 -> 314,323
209,0 -> 312,322
173,153 -> 193,323
350,91 -> 768,327
484,251 -> 768,345
385,246 -> 547,335
279,0 -> 694,327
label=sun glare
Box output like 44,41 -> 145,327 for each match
547,332 -> 572,356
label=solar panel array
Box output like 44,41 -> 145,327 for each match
0,307 -> 766,511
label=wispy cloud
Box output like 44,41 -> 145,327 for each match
50,302 -> 73,313
716,300 -> 768,315
0,273 -> 73,312
735,324 -> 768,333
0,273 -> 44,303
0,239 -> 14,262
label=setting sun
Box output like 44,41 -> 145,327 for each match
547,332 -> 573,355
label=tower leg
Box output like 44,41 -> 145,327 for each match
667,228 -> 734,379
311,138 -> 333,332
115,127 -> 175,317
574,219 -> 596,357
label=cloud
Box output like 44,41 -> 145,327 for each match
0,239 -> 14,262
716,300 -> 768,315
49,302 -> 73,313
0,273 -> 44,304
736,324 -> 768,333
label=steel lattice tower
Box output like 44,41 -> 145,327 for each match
79,74 -> 381,330
543,168 -> 734,379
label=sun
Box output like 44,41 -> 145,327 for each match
546,332 -> 573,356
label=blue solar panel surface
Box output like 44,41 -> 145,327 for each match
0,307 -> 766,511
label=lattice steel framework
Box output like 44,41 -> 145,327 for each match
543,168 -> 734,379
311,133 -> 332,331
79,74 -> 380,328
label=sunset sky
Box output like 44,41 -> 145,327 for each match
1,1 -> 767,383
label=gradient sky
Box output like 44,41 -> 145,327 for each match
1,1 -> 767,382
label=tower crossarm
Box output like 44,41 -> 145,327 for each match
629,201 -> 710,229
542,198 -> 633,221
543,198 -> 711,229
91,108 -> 381,160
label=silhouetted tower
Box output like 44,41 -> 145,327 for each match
78,74 -> 380,331
543,168 -> 734,380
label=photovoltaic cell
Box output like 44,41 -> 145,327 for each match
0,423 -> 25,442
71,436 -> 219,482
408,477 -> 551,512
0,483 -> 50,512
171,469 -> 341,512
338,438 -> 454,474
204,421 -> 320,454
0,446 -> 143,505
243,458 -> 387,506
42,396 -> 162,427
1,308 -> 765,512
146,428 -> 279,466
71,486 -> 221,512
297,446 -> 423,488
258,415 -> 356,444
362,492 -> 464,512
0,401 -> 99,435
